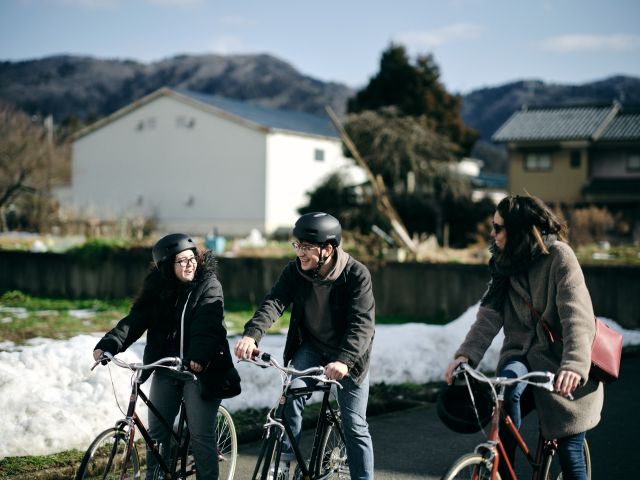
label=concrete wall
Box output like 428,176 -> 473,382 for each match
0,251 -> 638,328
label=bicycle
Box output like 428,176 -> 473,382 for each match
75,352 -> 237,480
245,350 -> 350,480
441,363 -> 591,480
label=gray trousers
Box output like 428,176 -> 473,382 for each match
145,371 -> 221,479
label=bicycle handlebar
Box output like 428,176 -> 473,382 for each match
92,352 -> 198,381
456,362 -> 555,392
245,350 -> 343,389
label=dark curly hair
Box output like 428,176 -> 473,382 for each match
133,249 -> 217,307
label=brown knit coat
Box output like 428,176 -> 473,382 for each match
455,241 -> 604,439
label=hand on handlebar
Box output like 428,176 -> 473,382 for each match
445,356 -> 469,385
324,361 -> 348,380
234,336 -> 257,360
189,361 -> 204,373
555,369 -> 581,398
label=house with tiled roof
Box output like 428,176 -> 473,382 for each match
492,102 -> 640,216
72,87 -> 364,236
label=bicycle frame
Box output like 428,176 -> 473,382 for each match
476,384 -> 558,480
248,352 -> 346,480
111,366 -> 194,478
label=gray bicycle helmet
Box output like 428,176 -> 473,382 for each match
293,212 -> 342,246
436,378 -> 494,434
152,233 -> 197,267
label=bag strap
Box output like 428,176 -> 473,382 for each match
517,291 -> 560,343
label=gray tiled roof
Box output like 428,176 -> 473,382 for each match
175,89 -> 339,139
492,105 -> 617,142
599,112 -> 640,140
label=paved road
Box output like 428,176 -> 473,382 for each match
234,354 -> 638,479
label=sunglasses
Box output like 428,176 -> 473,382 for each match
492,222 -> 505,234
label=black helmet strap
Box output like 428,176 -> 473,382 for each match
311,244 -> 335,279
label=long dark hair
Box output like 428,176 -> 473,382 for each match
495,195 -> 568,263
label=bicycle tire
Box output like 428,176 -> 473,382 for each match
318,418 -> 350,479
75,427 -> 140,480
216,405 -> 238,480
539,438 -> 591,480
441,453 -> 498,480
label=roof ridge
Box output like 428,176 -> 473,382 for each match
592,101 -> 621,141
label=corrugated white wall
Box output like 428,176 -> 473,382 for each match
73,95 -> 267,235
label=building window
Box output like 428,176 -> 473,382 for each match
135,118 -> 157,131
524,152 -> 552,171
627,154 -> 640,172
176,116 -> 196,128
314,148 -> 325,162
570,150 -> 581,169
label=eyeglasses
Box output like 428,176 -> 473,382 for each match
492,222 -> 505,234
291,242 -> 319,254
175,257 -> 197,268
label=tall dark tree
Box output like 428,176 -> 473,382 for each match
348,44 -> 478,152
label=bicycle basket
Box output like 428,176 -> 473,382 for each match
436,377 -> 493,434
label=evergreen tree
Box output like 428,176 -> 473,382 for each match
348,44 -> 478,152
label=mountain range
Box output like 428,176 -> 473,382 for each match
2,53 -> 639,172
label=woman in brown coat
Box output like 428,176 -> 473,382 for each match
444,195 -> 603,480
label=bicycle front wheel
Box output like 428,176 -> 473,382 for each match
540,438 -> 591,480
217,405 -> 238,480
441,453 -> 498,480
75,427 -> 140,480
318,420 -> 350,479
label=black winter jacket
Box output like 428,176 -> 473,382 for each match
94,251 -> 231,397
243,255 -> 375,384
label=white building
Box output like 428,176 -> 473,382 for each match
71,87 -> 363,236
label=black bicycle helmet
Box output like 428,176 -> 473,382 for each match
293,212 -> 342,246
152,233 -> 197,268
436,378 -> 494,434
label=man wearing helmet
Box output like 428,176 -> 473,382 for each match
235,212 -> 375,480
92,233 -> 238,479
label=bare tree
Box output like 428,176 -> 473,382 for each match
0,103 -> 69,231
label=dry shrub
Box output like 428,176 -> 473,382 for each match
568,206 -> 614,246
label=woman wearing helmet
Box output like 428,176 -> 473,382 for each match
235,212 -> 375,480
93,233 -> 238,480
444,196 -> 602,480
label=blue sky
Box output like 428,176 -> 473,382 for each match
1,0 -> 639,93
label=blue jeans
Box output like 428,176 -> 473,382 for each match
499,358 -> 587,480
281,343 -> 374,480
146,371 -> 222,480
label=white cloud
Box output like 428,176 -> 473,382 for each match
52,0 -> 120,7
208,35 -> 247,55
218,15 -> 256,27
542,33 -> 640,52
145,0 -> 202,6
394,22 -> 483,50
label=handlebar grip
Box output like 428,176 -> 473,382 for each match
253,351 -> 271,362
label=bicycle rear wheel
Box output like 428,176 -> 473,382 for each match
540,438 -> 591,480
184,405 -> 238,479
318,419 -> 350,479
75,427 -> 140,480
441,453 -> 498,480
217,405 -> 238,480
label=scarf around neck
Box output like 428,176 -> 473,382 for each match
480,235 -> 556,311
